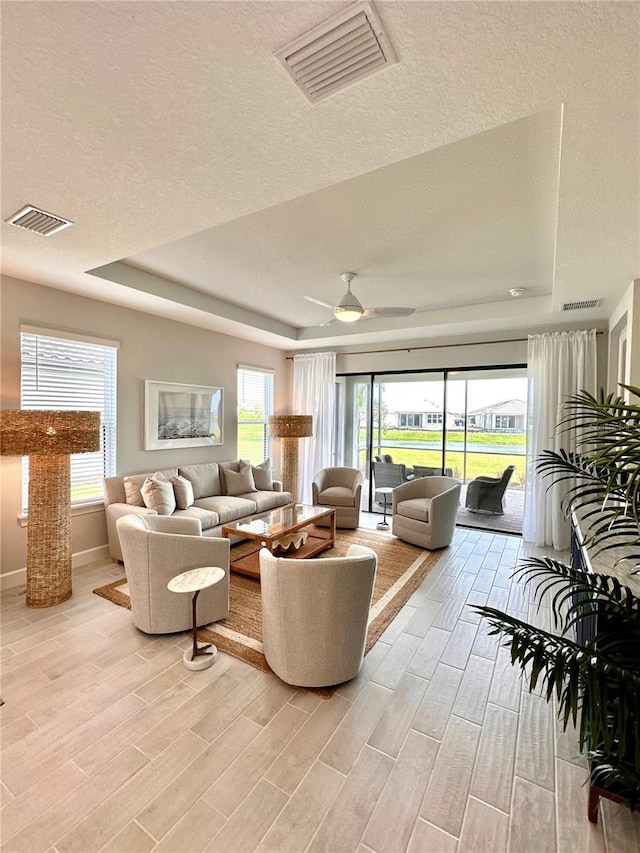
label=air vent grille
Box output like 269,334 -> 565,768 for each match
5,205 -> 73,236
561,299 -> 601,311
275,1 -> 396,103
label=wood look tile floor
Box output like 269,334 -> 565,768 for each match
2,520 -> 640,853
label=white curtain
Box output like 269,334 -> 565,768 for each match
522,330 -> 597,549
293,352 -> 336,504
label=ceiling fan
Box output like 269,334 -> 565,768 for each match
305,272 -> 416,324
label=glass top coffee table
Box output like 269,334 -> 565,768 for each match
221,503 -> 336,580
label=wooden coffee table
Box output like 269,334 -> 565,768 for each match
221,503 -> 336,580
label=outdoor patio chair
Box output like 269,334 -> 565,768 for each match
465,464 -> 516,514
412,465 -> 454,478
373,461 -> 413,505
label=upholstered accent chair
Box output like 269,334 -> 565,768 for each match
116,515 -> 230,634
312,466 -> 362,529
392,475 -> 461,550
465,464 -> 516,514
259,544 -> 378,687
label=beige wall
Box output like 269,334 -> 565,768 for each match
608,279 -> 640,395
0,276 -> 291,576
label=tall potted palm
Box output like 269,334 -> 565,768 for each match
475,385 -> 640,813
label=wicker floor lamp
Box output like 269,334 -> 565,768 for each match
268,415 -> 313,502
0,410 -> 101,608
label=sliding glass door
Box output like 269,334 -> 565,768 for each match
445,368 -> 527,487
337,365 -> 527,525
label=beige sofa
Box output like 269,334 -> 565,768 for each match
104,459 -> 292,561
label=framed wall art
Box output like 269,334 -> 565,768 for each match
144,380 -> 223,450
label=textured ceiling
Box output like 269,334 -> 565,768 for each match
2,1 -> 638,350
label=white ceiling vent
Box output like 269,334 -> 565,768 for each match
561,299 -> 601,311
5,205 -> 73,236
274,1 -> 397,104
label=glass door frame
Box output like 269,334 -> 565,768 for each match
337,363 -> 527,513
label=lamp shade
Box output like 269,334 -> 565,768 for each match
0,410 -> 101,456
268,415 -> 313,439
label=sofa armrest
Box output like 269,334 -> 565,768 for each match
106,502 -> 157,561
144,516 -> 202,536
272,480 -> 284,492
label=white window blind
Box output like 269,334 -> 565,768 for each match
237,366 -> 274,463
20,328 -> 118,510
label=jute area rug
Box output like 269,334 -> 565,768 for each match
94,529 -> 441,690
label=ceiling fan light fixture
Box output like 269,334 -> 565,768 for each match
334,272 -> 364,322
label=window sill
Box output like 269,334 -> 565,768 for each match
18,500 -> 105,528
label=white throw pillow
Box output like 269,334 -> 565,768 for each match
140,475 -> 176,515
225,466 -> 257,496
171,475 -> 195,510
123,475 -> 146,506
240,458 -> 274,491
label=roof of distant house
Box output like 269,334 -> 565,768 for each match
469,399 -> 528,416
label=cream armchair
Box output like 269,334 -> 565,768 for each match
392,475 -> 461,550
259,544 -> 377,687
312,466 -> 362,529
116,515 -> 230,634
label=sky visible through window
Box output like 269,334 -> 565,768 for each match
381,377 -> 527,415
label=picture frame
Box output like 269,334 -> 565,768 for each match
144,380 -> 223,450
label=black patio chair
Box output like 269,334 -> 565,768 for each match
464,465 -> 516,514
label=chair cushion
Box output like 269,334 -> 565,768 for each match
317,486 -> 356,507
397,497 -> 431,522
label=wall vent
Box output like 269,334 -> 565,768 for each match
5,205 -> 73,236
274,1 -> 397,104
561,299 -> 601,311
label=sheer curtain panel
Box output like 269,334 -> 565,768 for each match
292,352 -> 336,504
523,329 -> 597,549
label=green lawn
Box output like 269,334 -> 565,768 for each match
362,427 -> 527,485
380,428 -> 526,449
237,424 -> 267,464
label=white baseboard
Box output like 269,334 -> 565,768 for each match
1,544 -> 111,590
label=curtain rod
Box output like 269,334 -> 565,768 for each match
286,331 -> 603,360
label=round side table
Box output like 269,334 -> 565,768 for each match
376,487 -> 393,531
167,566 -> 225,671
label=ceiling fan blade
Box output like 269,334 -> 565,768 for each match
304,295 -> 336,310
319,318 -> 338,327
363,307 -> 416,318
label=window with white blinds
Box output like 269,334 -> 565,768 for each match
20,328 -> 118,510
237,365 -> 274,463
